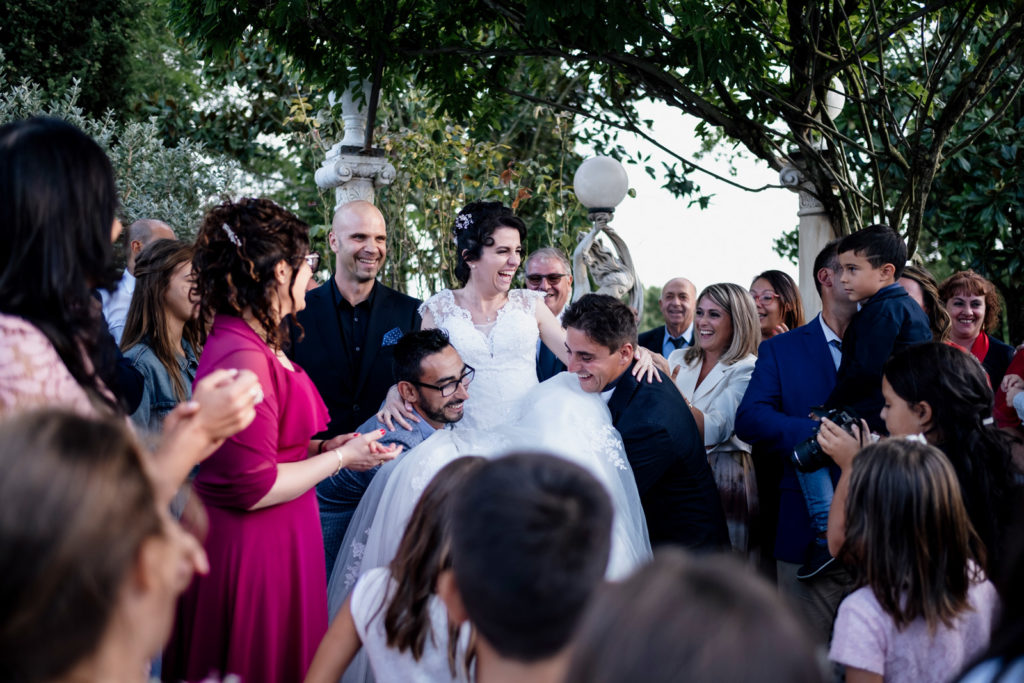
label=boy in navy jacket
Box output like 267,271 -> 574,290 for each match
794,225 -> 931,580
824,225 -> 932,432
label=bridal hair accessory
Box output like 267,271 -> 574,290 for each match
454,213 -> 473,234
222,222 -> 242,247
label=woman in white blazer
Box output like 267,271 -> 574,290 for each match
667,283 -> 760,555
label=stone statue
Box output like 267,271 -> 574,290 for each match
571,216 -> 644,318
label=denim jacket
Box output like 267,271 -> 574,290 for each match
124,339 -> 198,432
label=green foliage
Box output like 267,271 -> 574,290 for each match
639,286 -> 663,333
0,0 -> 142,117
129,24 -> 332,229
922,103 -> 1024,341
0,55 -> 242,242
773,228 -> 800,267
171,1 -> 1024,257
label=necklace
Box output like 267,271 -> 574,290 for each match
454,289 -> 503,326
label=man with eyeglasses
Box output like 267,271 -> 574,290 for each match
638,277 -> 697,358
317,328 -> 472,575
525,248 -> 573,381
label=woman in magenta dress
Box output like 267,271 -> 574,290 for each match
163,198 -> 399,683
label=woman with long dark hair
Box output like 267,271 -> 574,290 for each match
163,198 -> 401,683
0,117 -> 128,416
121,239 -> 202,431
750,269 -> 804,340
820,343 -> 1021,572
0,116 -> 258,492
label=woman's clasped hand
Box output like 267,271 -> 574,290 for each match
320,429 -> 402,472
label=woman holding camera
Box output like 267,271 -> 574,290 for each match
819,343 -> 1021,572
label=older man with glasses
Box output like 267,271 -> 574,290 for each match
525,247 -> 574,381
317,328 -> 472,575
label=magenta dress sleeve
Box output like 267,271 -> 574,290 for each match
193,345 -> 282,510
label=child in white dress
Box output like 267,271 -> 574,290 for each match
305,457 -> 484,683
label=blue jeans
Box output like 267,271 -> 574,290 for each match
317,466 -> 380,578
794,467 -> 833,539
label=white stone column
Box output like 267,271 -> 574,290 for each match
779,164 -> 835,320
315,80 -> 396,210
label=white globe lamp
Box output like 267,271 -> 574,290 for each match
573,156 -> 629,211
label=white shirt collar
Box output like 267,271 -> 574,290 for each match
664,321 -> 695,345
818,312 -> 842,345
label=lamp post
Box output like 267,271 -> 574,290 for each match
571,156 -> 644,318
314,80 -> 396,210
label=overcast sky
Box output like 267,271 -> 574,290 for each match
580,100 -> 799,295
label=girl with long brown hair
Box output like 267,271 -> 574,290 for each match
828,439 -> 999,682
121,239 -> 202,430
305,456 -> 485,683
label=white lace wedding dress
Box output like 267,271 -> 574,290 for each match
325,289 -> 651,683
420,288 -> 543,429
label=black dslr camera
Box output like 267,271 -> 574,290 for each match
791,407 -> 861,472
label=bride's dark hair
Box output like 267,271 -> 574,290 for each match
452,201 -> 526,285
378,456 -> 485,675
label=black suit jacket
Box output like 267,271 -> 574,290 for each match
536,343 -> 566,382
608,364 -> 729,551
289,279 -> 420,437
637,325 -> 665,355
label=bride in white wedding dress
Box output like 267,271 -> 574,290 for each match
326,203 -> 652,682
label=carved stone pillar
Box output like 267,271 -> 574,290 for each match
315,81 -> 396,210
779,162 -> 835,320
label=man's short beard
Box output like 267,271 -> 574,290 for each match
421,399 -> 464,425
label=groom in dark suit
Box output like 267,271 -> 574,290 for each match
290,200 -> 421,438
563,294 -> 729,551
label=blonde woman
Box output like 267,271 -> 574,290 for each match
668,283 -> 761,554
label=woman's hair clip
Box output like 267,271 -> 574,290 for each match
222,222 -> 242,247
454,213 -> 473,234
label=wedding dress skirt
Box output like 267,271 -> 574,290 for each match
326,373 -> 652,682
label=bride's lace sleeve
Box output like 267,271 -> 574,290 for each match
0,313 -> 95,418
418,289 -> 458,324
508,288 -> 546,313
